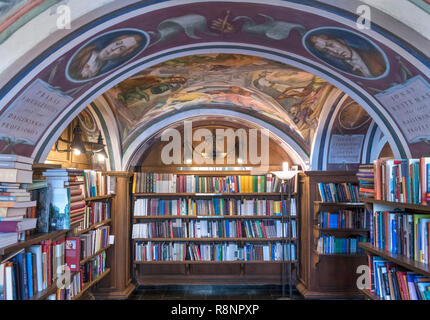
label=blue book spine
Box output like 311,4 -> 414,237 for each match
26,252 -> 33,298
370,210 -> 373,245
392,219 -> 397,254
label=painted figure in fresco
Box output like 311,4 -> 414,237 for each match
310,34 -> 385,78
68,34 -> 143,80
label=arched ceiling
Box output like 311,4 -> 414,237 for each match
0,0 -> 429,171
103,53 -> 333,152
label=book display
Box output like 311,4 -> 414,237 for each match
131,170 -> 299,286
297,171 -> 369,299
0,164 -> 120,300
358,158 -> 430,300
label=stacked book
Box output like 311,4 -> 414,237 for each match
0,155 -> 37,249
133,198 -> 289,217
369,256 -> 430,300
357,164 -> 375,200
0,238 -> 65,300
317,182 -> 359,203
43,168 -> 86,230
374,157 -> 430,204
83,170 -> 116,198
316,235 -> 367,254
370,210 -> 430,264
132,173 -> 289,194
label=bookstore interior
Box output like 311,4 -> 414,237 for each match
0,0 -> 429,305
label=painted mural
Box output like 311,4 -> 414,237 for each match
66,29 -> 150,82
0,1 -> 429,164
303,27 -> 389,79
104,54 -> 333,149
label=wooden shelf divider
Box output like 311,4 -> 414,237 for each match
359,242 -> 430,277
72,268 -> 111,300
80,245 -> 111,265
0,230 -> 68,256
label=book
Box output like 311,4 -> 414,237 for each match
0,207 -> 28,218
0,155 -> 33,164
0,218 -> 37,233
0,200 -> 36,208
0,169 -> 32,184
65,238 -> 81,272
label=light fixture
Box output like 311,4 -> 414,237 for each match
55,122 -> 107,160
271,161 -> 299,300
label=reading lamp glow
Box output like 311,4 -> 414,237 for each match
272,162 -> 298,180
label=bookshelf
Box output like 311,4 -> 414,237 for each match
359,198 -> 430,300
0,167 -> 135,300
130,170 -> 299,287
297,171 -> 369,299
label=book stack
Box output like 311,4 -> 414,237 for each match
374,157 -> 430,204
133,198 -> 289,217
79,225 -> 110,259
370,210 -> 430,264
0,155 -> 37,249
134,242 -> 296,262
0,238 -> 65,300
81,251 -> 107,284
132,220 -> 294,239
43,169 -> 86,230
318,209 -> 369,229
357,164 -> 375,200
132,173 -> 290,194
83,170 -> 116,198
369,256 -> 430,300
316,235 -> 367,254
317,182 -> 359,203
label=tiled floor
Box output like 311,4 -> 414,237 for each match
129,285 -> 303,300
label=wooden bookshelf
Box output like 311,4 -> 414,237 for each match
298,171 -> 367,299
74,219 -> 111,236
312,249 -> 366,257
85,194 -> 114,201
72,268 -> 111,300
313,226 -> 369,234
80,245 -> 111,265
359,242 -> 430,278
363,199 -> 430,212
29,271 -> 80,300
359,288 -> 382,300
0,230 -> 68,256
131,170 -> 299,287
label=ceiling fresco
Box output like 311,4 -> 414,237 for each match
104,53 -> 334,149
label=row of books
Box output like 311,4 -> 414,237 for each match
81,251 -> 107,284
133,198 -> 294,217
83,170 -> 116,198
132,173 -> 289,194
134,241 -> 296,262
318,209 -> 370,229
316,235 -> 367,254
369,256 -> 430,300
317,182 -> 360,203
80,226 -> 110,260
357,164 -> 374,199
73,202 -> 111,233
0,238 -> 65,300
132,220 -> 296,239
374,157 -> 430,204
370,211 -> 430,264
